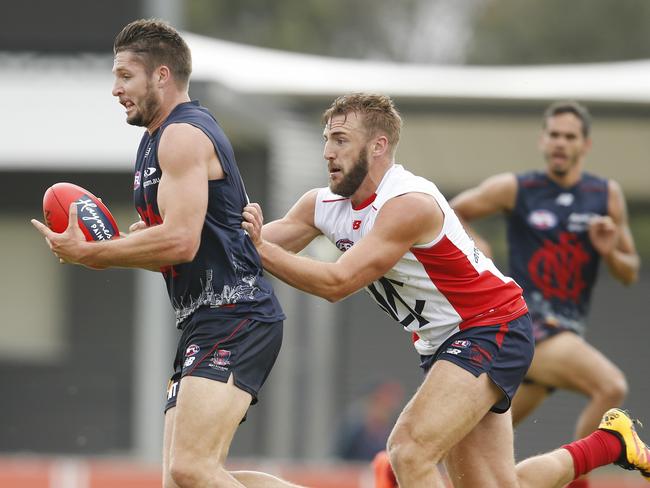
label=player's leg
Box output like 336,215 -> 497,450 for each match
515,408 -> 650,487
444,409 -> 519,488
167,374 -> 249,487
162,405 -> 180,488
521,332 -> 627,438
387,359 -> 504,487
165,376 -> 305,488
444,408 -> 583,488
446,405 -> 650,488
166,316 -> 300,487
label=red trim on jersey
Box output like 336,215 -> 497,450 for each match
521,180 -> 547,188
411,236 -> 527,329
579,183 -> 606,193
322,197 -> 350,203
352,193 -> 377,210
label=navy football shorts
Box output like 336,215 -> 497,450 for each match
420,313 -> 534,414
165,311 -> 283,413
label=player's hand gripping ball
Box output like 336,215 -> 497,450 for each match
42,182 -> 120,241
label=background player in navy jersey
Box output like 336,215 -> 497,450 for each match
242,93 -> 650,487
32,19 -> 302,488
451,101 -> 640,488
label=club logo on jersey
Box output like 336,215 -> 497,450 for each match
210,349 -> 232,371
451,340 -> 471,348
133,170 -> 141,190
336,238 -> 354,252
528,209 -> 558,230
185,344 -> 200,357
556,193 -> 574,206
352,219 -> 362,230
528,232 -> 589,302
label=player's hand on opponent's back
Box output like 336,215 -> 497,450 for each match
31,202 -> 89,265
588,215 -> 619,257
242,203 -> 264,247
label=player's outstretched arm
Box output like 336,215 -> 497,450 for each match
33,123 -> 213,270
450,172 -> 517,257
258,189 -> 322,254
590,179 -> 640,285
243,192 -> 442,302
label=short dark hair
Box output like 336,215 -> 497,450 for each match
322,93 -> 402,148
543,101 -> 592,138
113,19 -> 191,89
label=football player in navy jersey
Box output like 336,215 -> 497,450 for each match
451,101 -> 640,488
243,94 -> 650,487
32,18 -> 300,488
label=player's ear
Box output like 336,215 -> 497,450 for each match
372,135 -> 389,156
157,65 -> 171,85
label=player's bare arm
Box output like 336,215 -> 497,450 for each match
33,123 -> 213,270
244,192 -> 442,302
259,189 -> 322,254
450,172 -> 517,257
589,179 -> 640,285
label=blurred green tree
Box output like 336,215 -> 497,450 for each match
467,0 -> 650,64
185,0 -> 650,65
184,0 -> 479,63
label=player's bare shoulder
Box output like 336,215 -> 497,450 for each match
451,172 -> 517,219
288,188 -> 320,226
479,172 -> 518,208
375,192 -> 443,246
158,122 -> 222,177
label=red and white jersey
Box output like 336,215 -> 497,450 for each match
314,164 -> 528,355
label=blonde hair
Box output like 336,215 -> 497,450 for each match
322,93 -> 402,147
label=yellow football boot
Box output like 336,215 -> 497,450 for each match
599,408 -> 650,481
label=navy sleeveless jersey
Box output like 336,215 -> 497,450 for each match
133,100 -> 284,326
506,171 -> 608,334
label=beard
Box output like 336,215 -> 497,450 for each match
330,149 -> 369,197
127,83 -> 159,127
545,151 -> 578,177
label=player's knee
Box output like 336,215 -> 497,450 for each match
169,456 -> 223,487
169,458 -> 199,487
601,370 -> 628,404
387,421 -> 444,477
588,366 -> 627,405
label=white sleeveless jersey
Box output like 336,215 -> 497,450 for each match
314,164 -> 527,355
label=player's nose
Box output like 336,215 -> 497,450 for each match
111,81 -> 123,97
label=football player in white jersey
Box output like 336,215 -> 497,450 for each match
242,93 -> 650,487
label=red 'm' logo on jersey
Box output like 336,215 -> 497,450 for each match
528,232 -> 589,302
352,220 -> 361,230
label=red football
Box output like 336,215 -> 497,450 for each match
43,182 -> 120,241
